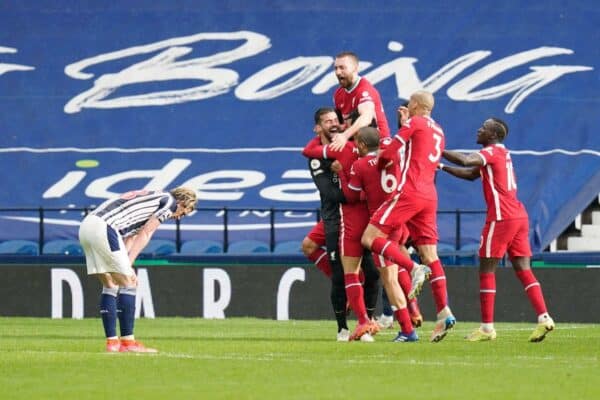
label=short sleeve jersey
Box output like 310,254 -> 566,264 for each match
303,140 -> 360,177
347,138 -> 400,214
91,190 -> 176,237
395,115 -> 444,199
333,77 -> 390,138
476,143 -> 527,221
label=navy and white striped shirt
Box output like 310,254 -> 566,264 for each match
91,190 -> 177,237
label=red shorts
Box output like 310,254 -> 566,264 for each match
479,218 -> 532,258
370,192 -> 438,246
339,202 -> 369,257
372,225 -> 410,268
306,221 -> 326,247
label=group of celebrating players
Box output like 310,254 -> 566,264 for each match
301,51 -> 555,344
81,50 -> 557,353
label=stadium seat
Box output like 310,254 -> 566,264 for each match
227,239 -> 270,254
457,242 -> 480,266
180,239 -> 224,254
273,240 -> 302,254
0,239 -> 39,255
141,239 -> 177,256
42,239 -> 84,255
437,242 -> 457,266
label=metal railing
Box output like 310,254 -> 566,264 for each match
0,206 -> 485,255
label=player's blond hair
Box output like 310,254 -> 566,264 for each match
411,90 -> 435,113
170,187 -> 197,211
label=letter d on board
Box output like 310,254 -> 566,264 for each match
203,268 -> 231,319
51,268 -> 84,319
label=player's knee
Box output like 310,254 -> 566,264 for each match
112,273 -> 137,288
417,244 -> 437,264
360,234 -> 372,250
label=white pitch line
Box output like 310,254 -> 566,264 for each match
12,350 -> 598,368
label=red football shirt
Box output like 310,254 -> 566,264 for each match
392,115 -> 445,200
302,140 -> 360,177
476,143 -> 528,221
345,139 -> 400,214
333,77 -> 390,138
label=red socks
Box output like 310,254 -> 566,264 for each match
308,248 -> 332,278
344,273 -> 369,324
428,259 -> 447,313
394,307 -> 414,335
479,272 -> 496,323
515,269 -> 548,315
398,268 -> 418,309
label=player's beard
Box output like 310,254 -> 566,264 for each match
325,125 -> 340,140
337,75 -> 350,89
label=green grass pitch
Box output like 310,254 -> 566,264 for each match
1,317 -> 598,399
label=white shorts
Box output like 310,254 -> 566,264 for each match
78,215 -> 134,276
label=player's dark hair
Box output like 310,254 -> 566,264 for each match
357,127 -> 380,151
314,107 -> 337,124
335,51 -> 359,63
490,117 -> 509,141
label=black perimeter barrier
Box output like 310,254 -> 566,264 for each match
0,207 -> 598,322
0,255 -> 599,322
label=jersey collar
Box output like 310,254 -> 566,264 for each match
344,76 -> 362,93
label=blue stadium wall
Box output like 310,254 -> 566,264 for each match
1,1 -> 598,251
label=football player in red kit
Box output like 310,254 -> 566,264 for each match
330,51 -> 390,151
335,126 -> 423,342
361,90 -> 457,343
440,118 -> 554,342
303,126 -> 381,341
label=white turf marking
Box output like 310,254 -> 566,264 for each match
14,350 -> 598,368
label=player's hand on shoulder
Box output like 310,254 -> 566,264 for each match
329,133 -> 347,151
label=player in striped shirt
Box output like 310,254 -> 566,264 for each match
79,187 -> 197,352
440,118 -> 554,342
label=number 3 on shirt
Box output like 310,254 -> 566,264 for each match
428,132 -> 443,162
